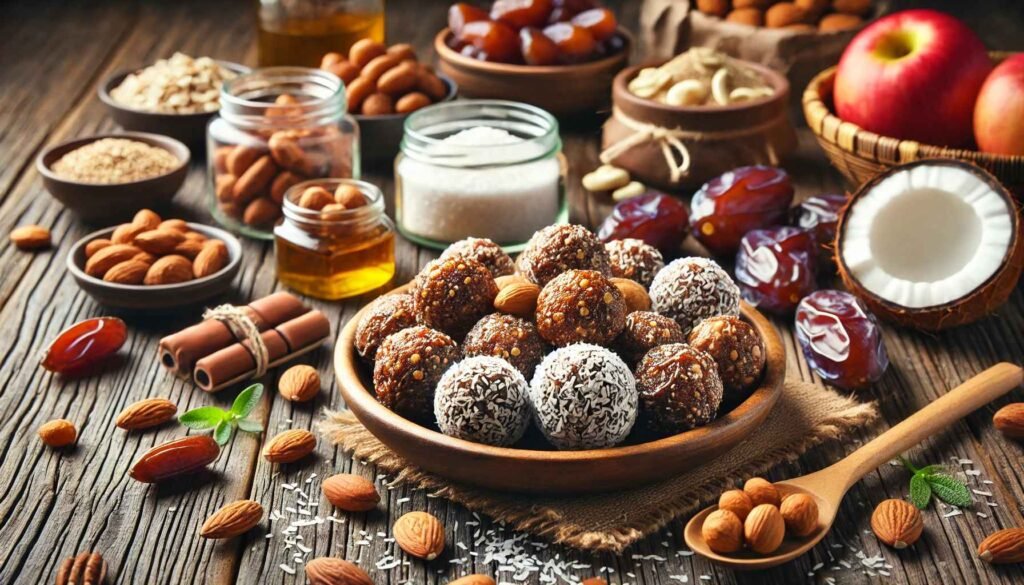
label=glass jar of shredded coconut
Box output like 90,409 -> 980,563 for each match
395,100 -> 566,251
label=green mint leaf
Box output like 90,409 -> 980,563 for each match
927,474 -> 972,507
236,418 -> 264,433
917,464 -> 945,477
909,473 -> 932,509
231,383 -> 263,418
179,406 -> 228,429
213,420 -> 233,445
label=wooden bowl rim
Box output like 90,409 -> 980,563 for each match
66,222 -> 242,292
353,74 -> 459,122
97,60 -> 250,120
434,27 -> 633,77
36,132 -> 191,187
335,284 -> 785,464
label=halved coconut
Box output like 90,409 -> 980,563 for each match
836,159 -> 1023,331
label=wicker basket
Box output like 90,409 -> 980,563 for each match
802,59 -> 1024,195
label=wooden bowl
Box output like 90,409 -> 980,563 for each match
355,75 -> 458,167
335,286 -> 785,494
803,55 -> 1024,195
67,222 -> 242,310
36,132 -> 190,224
98,61 -> 249,147
434,28 -> 631,117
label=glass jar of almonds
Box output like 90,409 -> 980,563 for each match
207,67 -> 360,239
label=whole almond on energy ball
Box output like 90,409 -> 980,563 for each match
263,429 -> 316,463
610,277 -> 652,312
193,240 -> 229,278
38,419 -> 77,447
780,493 -> 819,537
718,489 -> 754,521
870,499 -> 923,549
200,499 -> 264,539
702,509 -> 744,553
744,477 -> 781,507
279,365 -> 320,402
116,398 -> 177,430
144,255 -> 194,285
493,282 -> 540,318
10,225 -> 51,250
994,403 -> 1024,439
322,473 -> 380,512
306,557 -> 373,585
393,511 -> 445,560
744,504 -> 786,554
977,528 -> 1024,564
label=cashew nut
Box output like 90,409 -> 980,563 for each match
612,181 -> 646,202
582,165 -> 631,192
665,79 -> 709,106
729,87 -> 774,102
711,68 -> 732,105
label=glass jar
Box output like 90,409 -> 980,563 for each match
275,178 -> 395,300
208,67 -> 359,239
394,100 -> 567,252
257,0 -> 385,67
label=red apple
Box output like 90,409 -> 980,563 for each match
975,54 -> 1024,155
834,9 -> 992,147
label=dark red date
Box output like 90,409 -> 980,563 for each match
689,166 -> 794,257
41,317 -> 127,374
598,191 -> 690,255
735,226 -> 816,314
795,289 -> 889,391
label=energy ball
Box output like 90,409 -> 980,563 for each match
462,313 -> 546,378
516,224 -> 611,286
413,257 -> 499,339
605,238 -> 665,289
650,257 -> 740,335
373,326 -> 460,422
614,311 -> 685,365
440,237 -> 515,278
636,343 -> 723,436
535,270 -> 627,347
355,293 -> 416,360
434,356 -> 531,447
530,344 -> 638,450
688,315 -> 766,406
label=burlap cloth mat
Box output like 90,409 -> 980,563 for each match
320,380 -> 877,552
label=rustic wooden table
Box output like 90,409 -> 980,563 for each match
2,0 -> 1023,583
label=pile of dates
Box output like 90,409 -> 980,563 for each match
447,1 -> 624,65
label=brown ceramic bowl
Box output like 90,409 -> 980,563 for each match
435,28 -> 631,117
67,222 -> 242,310
37,132 -> 190,224
355,74 -> 458,167
335,284 -> 785,494
98,60 -> 249,147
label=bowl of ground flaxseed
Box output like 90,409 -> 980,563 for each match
37,132 -> 190,222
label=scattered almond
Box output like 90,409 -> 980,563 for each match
393,511 -> 445,560
321,473 -> 381,512
10,225 -> 51,250
144,254 -> 194,285
780,492 -> 819,537
193,240 -> 229,278
610,277 -> 652,312
103,259 -> 149,284
55,551 -> 107,585
870,499 -> 923,549
579,579 -> 607,585
978,527 -> 1024,564
743,477 -> 781,507
39,419 -> 77,447
116,398 -> 177,430
450,576 -> 497,585
494,282 -> 541,318
702,509 -> 744,553
279,364 -> 320,402
200,499 -> 264,539
718,489 -> 754,521
263,429 -> 316,463
305,557 -> 373,585
994,403 -> 1024,439
744,504 -> 785,554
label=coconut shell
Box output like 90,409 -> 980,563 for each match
835,158 -> 1024,331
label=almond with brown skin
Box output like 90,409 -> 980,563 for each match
279,365 -> 320,402
305,557 -> 373,585
263,429 -> 316,463
132,208 -> 162,230
227,145 -> 262,177
322,474 -> 380,512
200,499 -> 264,539
994,403 -> 1024,439
134,229 -> 186,255
270,171 -> 302,204
493,282 -> 541,318
978,527 -> 1024,564
55,551 -> 107,585
718,489 -> 754,521
744,504 -> 785,554
39,419 -> 77,447
702,509 -> 744,553
193,240 -> 229,278
116,398 -> 177,430
158,218 -> 189,232
111,222 -> 147,244
85,244 -> 142,278
103,259 -> 149,284
10,225 -> 51,250
451,576 -> 497,585
144,255 -> 194,285
743,477 -> 781,507
233,155 -> 278,203
299,186 -> 336,210
871,499 -> 923,549
243,197 -> 281,227
129,435 -> 220,483
172,238 -> 204,260
85,238 -> 111,258
780,492 -> 819,537
579,579 -> 607,585
610,277 -> 652,313
393,511 -> 445,560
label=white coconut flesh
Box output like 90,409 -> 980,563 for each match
840,163 -> 1014,309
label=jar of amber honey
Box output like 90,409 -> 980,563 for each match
275,178 -> 395,299
258,0 -> 386,67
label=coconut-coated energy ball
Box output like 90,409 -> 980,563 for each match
688,315 -> 766,406
635,343 -> 723,436
650,257 -> 740,335
605,238 -> 665,289
440,237 -> 515,278
613,311 -> 686,365
413,257 -> 499,340
373,326 -> 460,422
462,313 -> 546,378
529,343 -> 638,450
515,224 -> 611,286
434,356 -> 531,446
535,269 -> 627,347
355,293 -> 417,360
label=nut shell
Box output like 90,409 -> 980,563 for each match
870,499 -> 923,549
393,511 -> 445,560
744,504 -> 785,554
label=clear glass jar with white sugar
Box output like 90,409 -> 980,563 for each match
394,100 -> 567,251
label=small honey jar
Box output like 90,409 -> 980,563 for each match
275,179 -> 395,300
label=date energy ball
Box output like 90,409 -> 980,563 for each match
354,293 -> 417,360
636,343 -> 724,436
373,326 -> 460,422
515,224 -> 611,286
614,311 -> 685,365
605,238 -> 665,289
530,344 -> 638,450
462,313 -> 546,378
688,315 -> 766,405
440,237 -> 515,278
434,356 -> 531,447
650,257 -> 740,335
535,270 -> 627,347
413,257 -> 499,340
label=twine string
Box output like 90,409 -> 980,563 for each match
204,304 -> 269,377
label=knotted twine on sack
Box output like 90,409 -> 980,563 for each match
320,379 -> 877,552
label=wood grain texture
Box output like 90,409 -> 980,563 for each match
0,0 -> 1022,584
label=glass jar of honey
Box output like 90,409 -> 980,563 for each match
258,0 -> 386,68
275,178 -> 395,300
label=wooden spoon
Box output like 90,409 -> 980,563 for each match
684,362 -> 1023,570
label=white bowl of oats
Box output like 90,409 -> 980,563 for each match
99,53 -> 249,147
